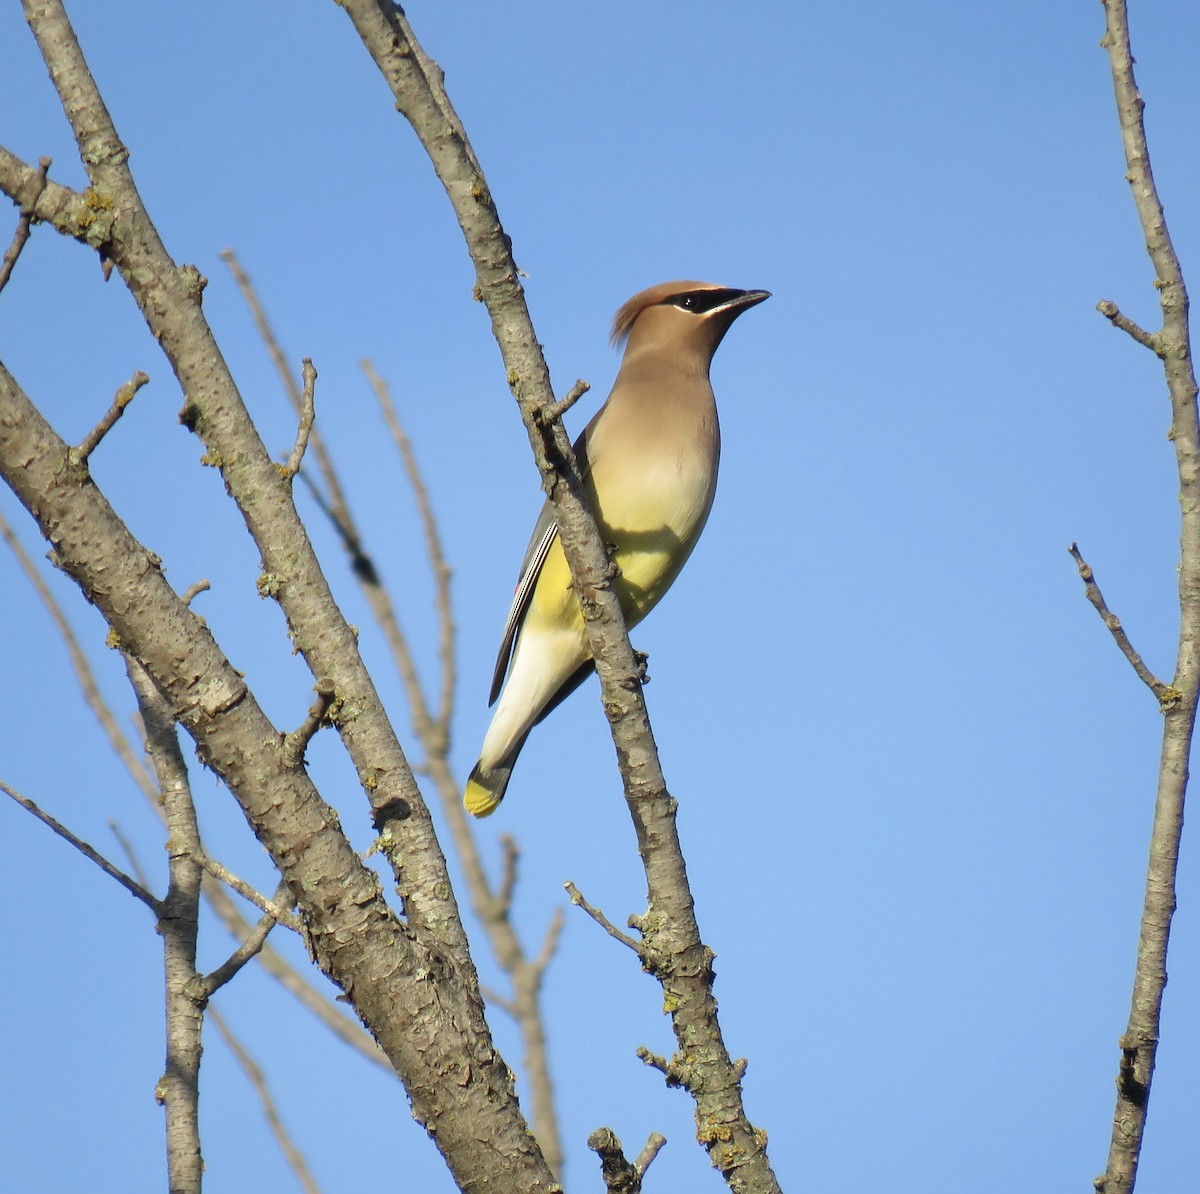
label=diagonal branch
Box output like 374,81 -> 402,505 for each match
0,154 -> 50,294
222,253 -> 567,1172
218,253 -> 564,1132
210,1007 -> 324,1194
362,360 -> 457,741
7,5 -> 552,1185
0,351 -> 545,1191
1068,544 -> 1172,702
1,778 -> 161,912
337,5 -> 780,1189
191,885 -> 287,1000
2,511 -> 388,1068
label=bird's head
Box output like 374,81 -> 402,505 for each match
611,281 -> 771,362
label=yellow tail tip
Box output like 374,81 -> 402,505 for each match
464,776 -> 502,818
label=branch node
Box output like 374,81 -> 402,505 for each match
1096,298 -> 1162,354
535,378 -> 590,427
635,1045 -> 693,1089
180,578 -> 211,606
588,1126 -> 648,1194
178,264 -> 207,304
281,678 -> 338,768
72,371 -> 151,465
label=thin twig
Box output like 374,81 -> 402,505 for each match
279,359 -> 317,480
497,833 -> 520,919
2,779 -> 161,911
0,508 -> 158,801
220,250 -> 382,588
563,881 -> 642,954
533,906 -> 565,975
209,1007 -> 324,1194
362,359 -> 457,741
191,880 -> 291,999
0,155 -> 50,294
200,856 -> 303,932
72,370 -> 150,465
535,378 -> 590,426
632,1133 -> 668,1177
1096,299 -> 1161,355
180,578 -> 210,606
1069,544 -> 1172,702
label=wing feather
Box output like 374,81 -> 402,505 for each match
488,506 -> 559,705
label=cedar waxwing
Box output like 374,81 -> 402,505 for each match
464,281 -> 770,816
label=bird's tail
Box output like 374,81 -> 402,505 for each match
463,730 -> 530,817
463,760 -> 510,818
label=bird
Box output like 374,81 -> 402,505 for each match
463,280 -> 770,816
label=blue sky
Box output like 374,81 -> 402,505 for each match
3,2 -> 1200,1191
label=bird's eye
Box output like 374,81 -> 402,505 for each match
665,288 -> 744,314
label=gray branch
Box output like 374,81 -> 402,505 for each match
1093,3 -> 1200,1190
335,4 -> 781,1188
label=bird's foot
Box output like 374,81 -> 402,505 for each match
633,649 -> 651,685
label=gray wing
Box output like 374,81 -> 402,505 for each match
488,502 -> 560,705
487,409 -> 606,706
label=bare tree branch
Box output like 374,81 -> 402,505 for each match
1096,299 -> 1161,354
126,657 -> 204,1194
564,881 -> 642,955
0,351 -> 544,1190
4,4 -> 553,1185
3,510 -> 388,1071
535,378 -> 590,427
72,369 -> 150,465
1068,543 -> 1172,702
1,778 -> 161,912
210,1007 -> 324,1194
0,154 -> 50,294
200,885 -> 390,1072
190,882 -> 291,1001
1093,3 -> 1200,1190
587,1127 -> 665,1194
281,679 -> 338,770
361,359 -> 457,741
360,364 -> 568,1174
220,256 -> 565,1158
0,507 -> 158,801
199,857 -> 303,934
279,359 -> 316,481
338,6 -> 780,1187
